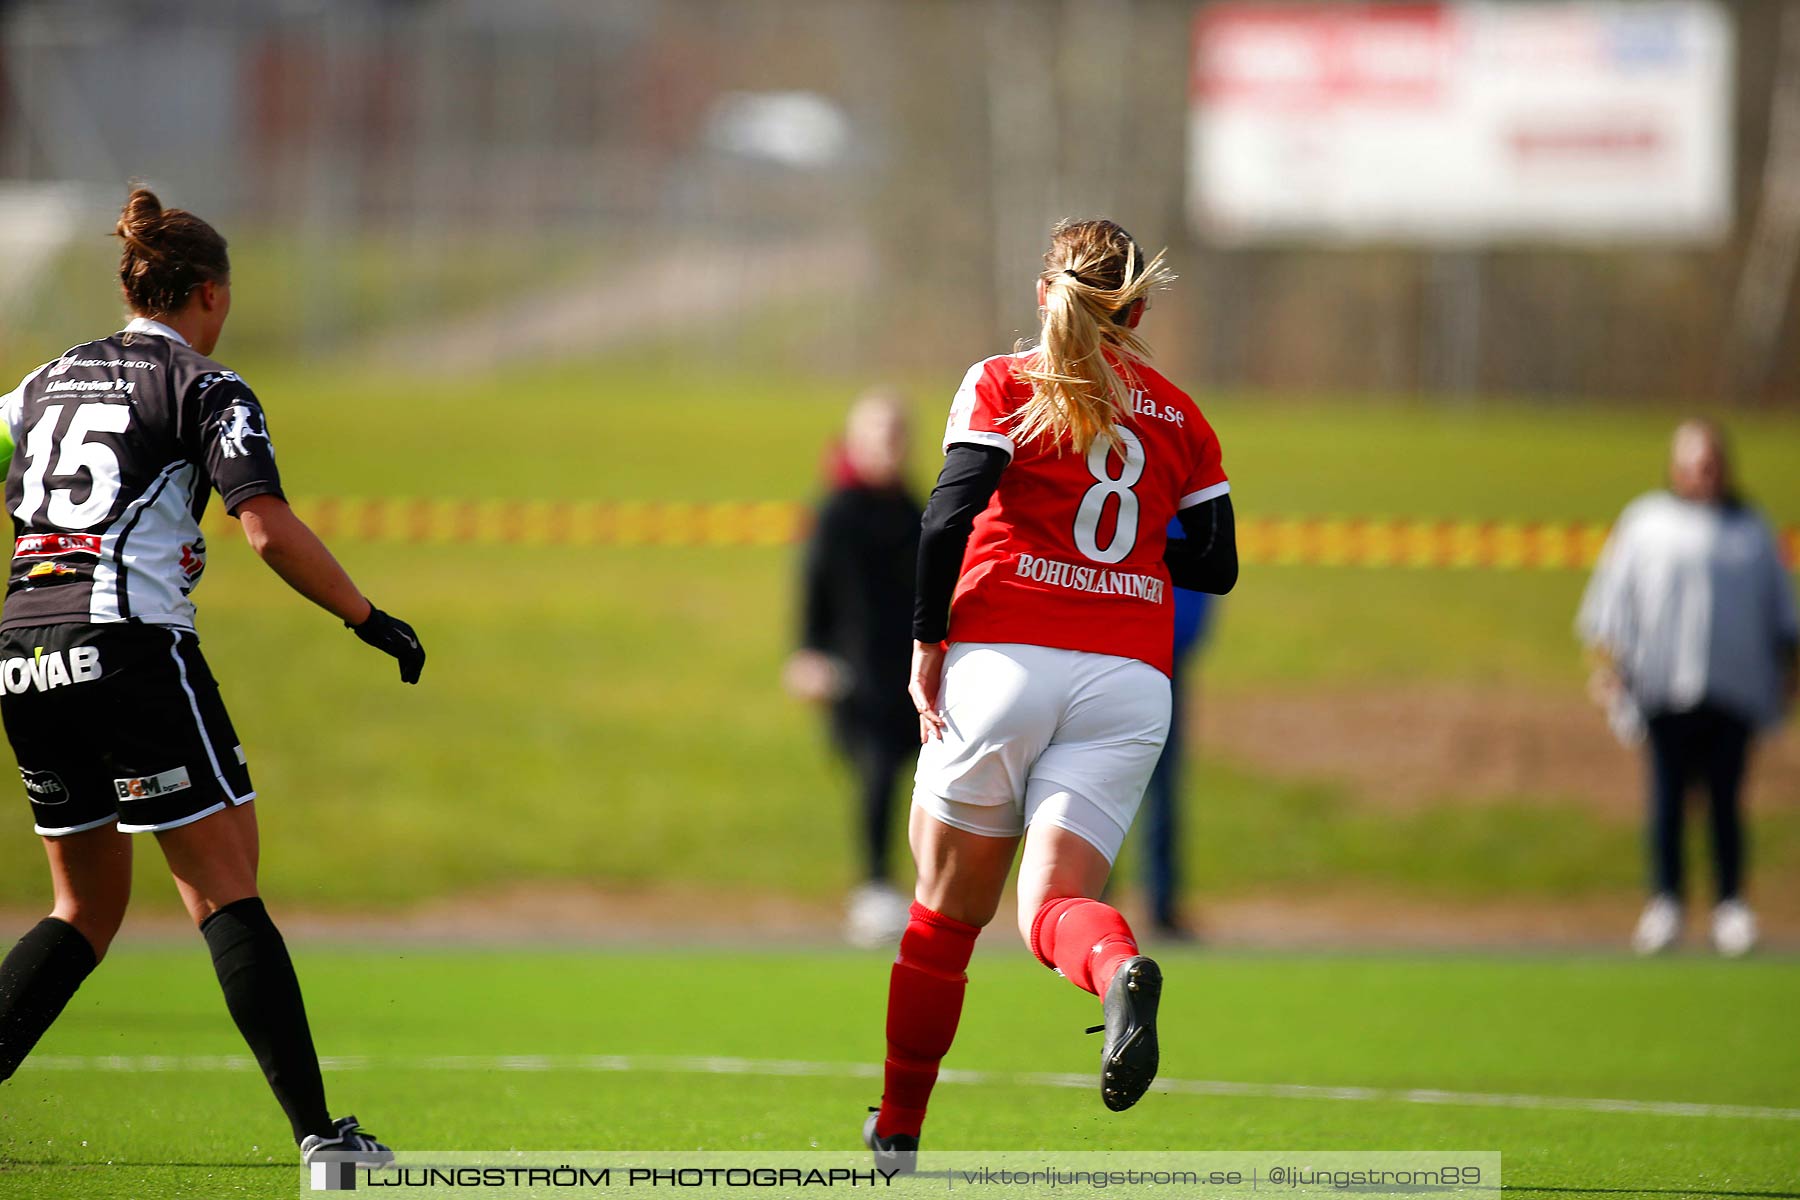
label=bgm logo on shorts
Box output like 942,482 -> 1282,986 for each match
309,1159 -> 357,1191
19,769 -> 70,807
113,766 -> 191,802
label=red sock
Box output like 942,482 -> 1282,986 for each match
877,902 -> 980,1139
1028,897 -> 1138,996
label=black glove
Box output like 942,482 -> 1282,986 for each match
349,605 -> 425,684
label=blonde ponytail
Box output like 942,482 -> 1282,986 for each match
1012,219 -> 1174,455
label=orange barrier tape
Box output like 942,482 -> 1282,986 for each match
218,498 -> 806,550
173,499 -> 1800,572
1232,516 -> 1627,571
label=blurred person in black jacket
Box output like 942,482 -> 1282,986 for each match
786,393 -> 921,947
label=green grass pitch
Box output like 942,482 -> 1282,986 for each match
0,343 -> 1796,1200
0,358 -> 1797,911
1,945 -> 1796,1199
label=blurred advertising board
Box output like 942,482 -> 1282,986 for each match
1188,1 -> 1734,244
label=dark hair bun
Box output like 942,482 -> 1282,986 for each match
116,187 -> 166,258
113,185 -> 229,316
119,186 -> 162,226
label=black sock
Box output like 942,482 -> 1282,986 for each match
201,898 -> 334,1144
0,917 -> 98,1082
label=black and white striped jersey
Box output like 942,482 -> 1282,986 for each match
0,317 -> 285,631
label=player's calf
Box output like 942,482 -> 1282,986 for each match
1028,897 -> 1162,1111
1028,896 -> 1140,995
874,902 -> 981,1143
0,917 -> 98,1083
200,897 -> 337,1143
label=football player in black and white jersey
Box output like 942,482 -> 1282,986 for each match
0,189 -> 424,1165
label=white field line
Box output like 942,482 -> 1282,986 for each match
29,1053 -> 1800,1123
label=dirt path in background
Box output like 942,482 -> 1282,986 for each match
1200,684 -> 1800,816
10,883 -> 1787,951
363,234 -> 872,372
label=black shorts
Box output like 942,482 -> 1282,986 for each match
0,623 -> 254,836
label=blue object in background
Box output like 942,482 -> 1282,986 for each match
1168,515 -> 1215,661
1142,517 -> 1218,931
1173,581 -> 1213,658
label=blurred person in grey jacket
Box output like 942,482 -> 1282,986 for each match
1578,419 -> 1797,957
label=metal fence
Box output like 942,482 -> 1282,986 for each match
2,0 -> 1795,402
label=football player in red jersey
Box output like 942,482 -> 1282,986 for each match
864,220 -> 1237,1168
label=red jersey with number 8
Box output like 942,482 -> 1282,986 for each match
942,350 -> 1228,676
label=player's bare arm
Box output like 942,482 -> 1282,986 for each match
236,496 -> 423,684
237,495 -> 370,625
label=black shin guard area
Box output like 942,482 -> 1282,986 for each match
201,897 -> 333,1143
0,917 -> 97,1082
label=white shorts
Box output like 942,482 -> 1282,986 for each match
912,642 -> 1172,863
